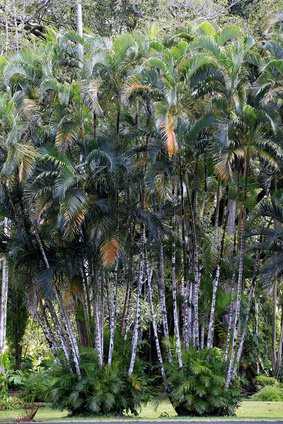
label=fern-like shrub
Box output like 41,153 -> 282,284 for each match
256,375 -> 279,387
0,396 -> 24,411
166,348 -> 241,416
252,385 -> 283,401
49,350 -> 149,416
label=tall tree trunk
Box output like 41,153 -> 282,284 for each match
171,220 -> 183,368
121,251 -> 133,338
95,275 -> 103,367
147,265 -> 167,386
227,199 -> 237,236
224,284 -> 235,362
76,0 -> 84,62
275,304 -> 283,377
255,301 -> 260,375
108,270 -> 117,366
225,208 -> 246,388
158,241 -> 172,362
0,258 -> 8,354
207,204 -> 228,348
34,227 -> 81,375
272,279 -> 278,375
232,281 -> 256,380
128,232 -> 145,376
55,287 -> 81,376
207,265 -> 220,349
200,323 -> 205,349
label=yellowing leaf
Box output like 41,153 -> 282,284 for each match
161,113 -> 178,158
101,239 -> 120,267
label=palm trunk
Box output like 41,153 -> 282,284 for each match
227,199 -> 237,236
179,162 -> 190,350
95,276 -> 103,367
192,257 -> 201,348
275,304 -> 283,377
171,228 -> 183,368
158,241 -> 172,362
34,227 -> 81,374
224,284 -> 235,362
128,231 -> 145,376
76,0 -> 83,62
0,257 -> 8,354
200,323 -> 205,349
272,279 -> 278,375
187,282 -> 193,343
36,305 -> 61,360
147,265 -> 167,386
207,265 -> 220,348
232,281 -> 256,379
108,271 -> 117,366
207,204 -> 228,349
45,299 -> 72,364
225,208 -> 246,388
122,252 -> 133,338
55,288 -> 81,376
255,301 -> 260,375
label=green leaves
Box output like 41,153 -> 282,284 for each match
166,348 -> 240,416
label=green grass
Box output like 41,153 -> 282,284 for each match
237,401 -> 283,419
1,401 -> 283,422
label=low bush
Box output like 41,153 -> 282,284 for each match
20,368 -> 52,403
166,348 -> 241,416
0,396 -> 24,411
252,385 -> 283,401
256,375 -> 279,387
49,350 -> 150,416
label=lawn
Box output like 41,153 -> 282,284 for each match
1,401 -> 283,422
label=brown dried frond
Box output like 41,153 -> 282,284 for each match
161,113 -> 178,158
100,238 -> 120,267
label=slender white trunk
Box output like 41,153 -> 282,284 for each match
207,265 -> 220,348
158,242 -> 172,362
232,283 -> 256,379
181,278 -> 190,349
108,271 -> 117,366
226,210 -> 245,388
128,246 -> 145,376
37,304 -> 63,360
0,257 -> 8,354
187,282 -> 193,343
172,237 -> 183,368
76,0 -> 84,62
224,284 -> 235,362
55,289 -> 81,376
147,266 -> 167,385
200,324 -> 205,349
227,199 -> 236,236
95,277 -> 103,367
255,301 -> 260,375
192,263 -> 201,348
46,300 -> 72,364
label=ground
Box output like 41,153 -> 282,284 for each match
1,401 -> 283,422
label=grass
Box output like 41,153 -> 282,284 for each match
1,401 -> 283,422
237,401 -> 283,419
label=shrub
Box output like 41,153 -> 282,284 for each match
20,368 -> 52,403
0,396 -> 24,411
252,385 -> 283,401
49,350 -> 150,416
166,348 -> 241,416
256,375 -> 279,387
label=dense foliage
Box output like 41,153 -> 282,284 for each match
49,351 -> 149,416
0,1 -> 283,417
167,348 -> 241,416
